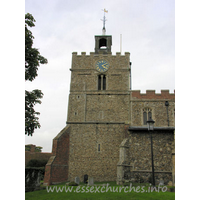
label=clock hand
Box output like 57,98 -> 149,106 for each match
102,64 -> 107,68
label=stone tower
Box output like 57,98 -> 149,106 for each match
66,32 -> 131,181
43,26 -> 133,185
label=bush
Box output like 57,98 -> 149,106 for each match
26,159 -> 48,167
25,167 -> 45,192
68,182 -> 78,186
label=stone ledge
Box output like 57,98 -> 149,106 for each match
128,126 -> 175,131
131,170 -> 172,174
69,91 -> 130,95
66,121 -> 125,124
70,68 -> 130,71
130,99 -> 175,102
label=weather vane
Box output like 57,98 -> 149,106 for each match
101,8 -> 108,35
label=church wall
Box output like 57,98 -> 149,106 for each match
67,93 -> 130,123
85,94 -> 129,122
129,131 -> 174,171
128,130 -> 174,185
68,123 -> 127,182
67,94 -> 86,122
130,90 -> 175,127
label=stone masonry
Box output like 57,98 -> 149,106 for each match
43,33 -> 175,186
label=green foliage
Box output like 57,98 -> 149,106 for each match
25,145 -> 43,152
25,13 -> 48,136
25,145 -> 31,151
25,89 -> 43,136
25,167 -> 45,192
35,146 -> 42,152
26,159 -> 48,167
25,13 -> 48,82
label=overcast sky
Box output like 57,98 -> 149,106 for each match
25,0 -> 175,152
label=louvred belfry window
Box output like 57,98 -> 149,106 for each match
98,75 -> 106,90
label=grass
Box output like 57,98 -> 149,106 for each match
25,181 -> 175,200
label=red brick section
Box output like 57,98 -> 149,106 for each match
30,144 -> 36,152
25,144 -> 52,166
131,90 -> 175,100
43,126 -> 70,186
25,151 -> 52,166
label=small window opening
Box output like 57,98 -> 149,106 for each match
143,108 -> 152,125
103,75 -> 106,90
98,75 -> 106,90
98,75 -> 101,90
99,38 -> 107,49
143,111 -> 147,125
98,144 -> 100,152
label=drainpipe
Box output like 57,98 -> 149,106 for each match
165,101 -> 169,126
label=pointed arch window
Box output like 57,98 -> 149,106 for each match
143,111 -> 147,125
143,108 -> 152,125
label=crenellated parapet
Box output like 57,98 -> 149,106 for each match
71,52 -> 130,71
131,90 -> 175,100
72,52 -> 130,57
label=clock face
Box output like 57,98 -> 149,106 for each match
95,60 -> 109,72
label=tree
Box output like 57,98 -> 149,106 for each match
25,13 -> 48,136
25,89 -> 43,136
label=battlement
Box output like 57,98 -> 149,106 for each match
72,52 -> 130,57
131,90 -> 175,100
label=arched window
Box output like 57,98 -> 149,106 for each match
143,108 -> 152,125
148,111 -> 152,120
143,111 -> 147,125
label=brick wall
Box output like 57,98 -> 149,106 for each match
131,90 -> 175,100
43,126 -> 70,186
25,144 -> 52,166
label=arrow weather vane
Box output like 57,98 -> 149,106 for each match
101,8 -> 108,35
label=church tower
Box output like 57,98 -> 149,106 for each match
64,10 -> 131,182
